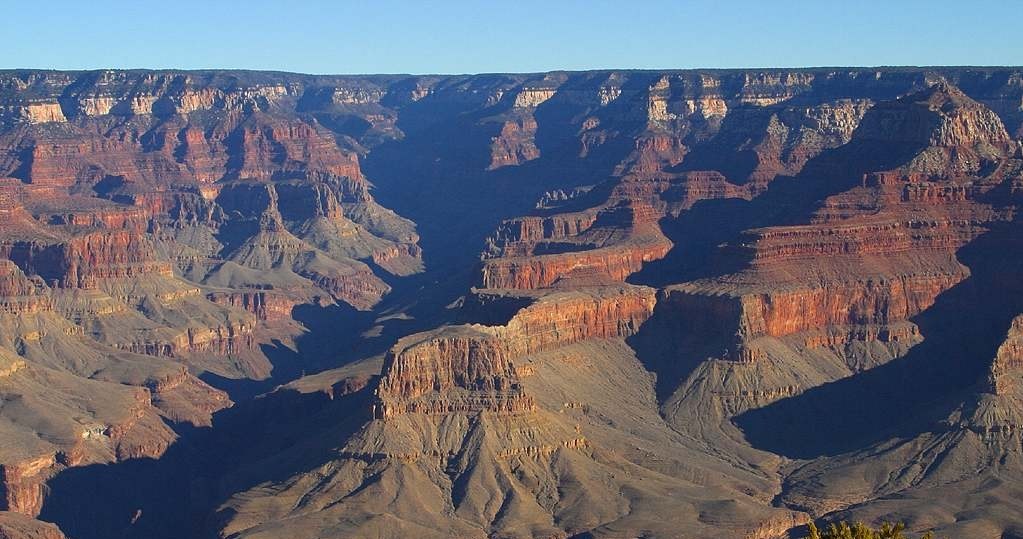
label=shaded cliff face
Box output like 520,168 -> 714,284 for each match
0,512 -> 66,539
0,68 -> 1021,539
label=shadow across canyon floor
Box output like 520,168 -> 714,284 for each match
735,218 -> 1023,459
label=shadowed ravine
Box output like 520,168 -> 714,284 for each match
736,217 -> 1023,458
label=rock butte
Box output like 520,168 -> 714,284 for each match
0,68 -> 1020,539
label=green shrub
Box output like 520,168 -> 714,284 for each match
804,521 -> 936,539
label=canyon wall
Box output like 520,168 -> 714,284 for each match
0,67 -> 1021,539
375,285 -> 656,417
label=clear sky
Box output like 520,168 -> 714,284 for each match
2,0 -> 1020,74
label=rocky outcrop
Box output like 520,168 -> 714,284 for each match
210,177 -> 416,307
665,270 -> 959,362
113,319 -> 254,358
0,511 -> 67,539
500,285 -> 656,346
0,377 -> 188,517
482,199 -> 672,289
988,314 -> 1023,396
4,231 -> 173,289
485,213 -> 599,254
19,102 -> 67,125
736,218 -> 989,265
512,86 -> 557,108
481,236 -> 670,289
872,82 -> 1015,176
375,285 -> 655,417
225,115 -> 362,180
206,290 -> 297,322
374,327 -> 533,417
0,455 -> 56,516
0,261 -> 49,315
488,116 -> 540,169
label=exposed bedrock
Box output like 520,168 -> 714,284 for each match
2,231 -> 172,289
0,511 -> 67,539
375,285 -> 656,417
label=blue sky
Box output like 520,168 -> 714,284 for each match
2,0 -> 1020,74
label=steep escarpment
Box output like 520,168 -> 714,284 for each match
374,285 -> 655,417
6,230 -> 173,288
480,188 -> 674,289
0,511 -> 66,539
987,314 -> 1023,397
205,290 -> 297,322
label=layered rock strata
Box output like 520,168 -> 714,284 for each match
375,285 -> 656,417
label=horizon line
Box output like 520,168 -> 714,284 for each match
2,65 -> 1022,78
